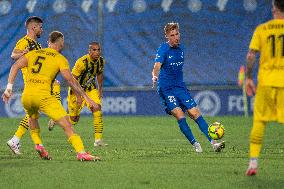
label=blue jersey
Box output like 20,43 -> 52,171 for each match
154,42 -> 185,89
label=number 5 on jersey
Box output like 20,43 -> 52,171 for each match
32,56 -> 45,73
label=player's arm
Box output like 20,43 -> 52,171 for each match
61,69 -> 101,112
96,73 -> 103,98
2,56 -> 28,102
245,49 -> 258,96
70,60 -> 85,105
152,44 -> 166,87
11,48 -> 29,61
152,62 -> 161,87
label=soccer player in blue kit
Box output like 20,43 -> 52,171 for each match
152,22 -> 225,152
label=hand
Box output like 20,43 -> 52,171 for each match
85,97 -> 101,112
2,88 -> 13,103
245,78 -> 256,96
152,76 -> 158,88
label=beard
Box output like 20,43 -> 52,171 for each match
92,55 -> 99,60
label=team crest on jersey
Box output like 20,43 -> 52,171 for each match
155,54 -> 161,59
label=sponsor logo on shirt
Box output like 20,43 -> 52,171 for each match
170,61 -> 183,66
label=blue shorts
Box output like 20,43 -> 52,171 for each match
157,86 -> 197,114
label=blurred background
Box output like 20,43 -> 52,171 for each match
0,0 -> 270,117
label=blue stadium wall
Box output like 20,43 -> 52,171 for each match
0,0 -> 271,87
0,0 -> 270,116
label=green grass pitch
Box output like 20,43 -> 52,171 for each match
0,116 -> 283,189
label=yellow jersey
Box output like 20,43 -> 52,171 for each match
14,35 -> 42,82
249,19 -> 284,87
23,48 -> 69,96
71,54 -> 105,91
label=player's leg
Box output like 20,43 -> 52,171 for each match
67,89 -> 83,125
187,107 -> 225,152
246,120 -> 266,176
180,88 -> 225,152
187,107 -> 211,141
93,110 -> 106,147
160,88 -> 200,152
86,89 -> 107,147
29,115 -> 52,160
48,80 -> 61,131
55,116 -> 100,161
42,96 -> 100,161
171,107 -> 202,152
7,114 -> 29,155
21,94 -> 51,159
246,86 -> 275,176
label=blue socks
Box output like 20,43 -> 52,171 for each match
195,116 -> 212,142
177,118 -> 196,144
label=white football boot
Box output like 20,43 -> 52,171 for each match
193,142 -> 203,153
7,139 -> 21,155
94,139 -> 108,147
212,141 -> 225,152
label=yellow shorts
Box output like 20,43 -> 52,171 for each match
67,89 -> 101,117
21,94 -> 67,121
254,86 -> 284,123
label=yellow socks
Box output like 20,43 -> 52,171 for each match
249,120 -> 266,158
93,111 -> 103,140
30,128 -> 43,145
14,115 -> 29,139
68,134 -> 85,153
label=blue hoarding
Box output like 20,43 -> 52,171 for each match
1,88 -> 253,117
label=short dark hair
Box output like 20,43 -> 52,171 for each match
89,41 -> 100,46
48,31 -> 64,43
25,16 -> 43,27
274,0 -> 284,12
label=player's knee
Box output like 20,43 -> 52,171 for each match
172,108 -> 185,120
187,108 -> 201,120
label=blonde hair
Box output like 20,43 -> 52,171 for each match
48,31 -> 64,43
164,22 -> 179,34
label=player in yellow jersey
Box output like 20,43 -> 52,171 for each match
7,16 -> 61,155
245,0 -> 284,176
48,42 -> 107,147
2,31 -> 101,161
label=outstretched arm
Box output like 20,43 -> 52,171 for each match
61,69 -> 101,112
96,73 -> 103,98
70,74 -> 83,106
245,49 -> 257,96
11,48 -> 29,61
2,56 -> 28,102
